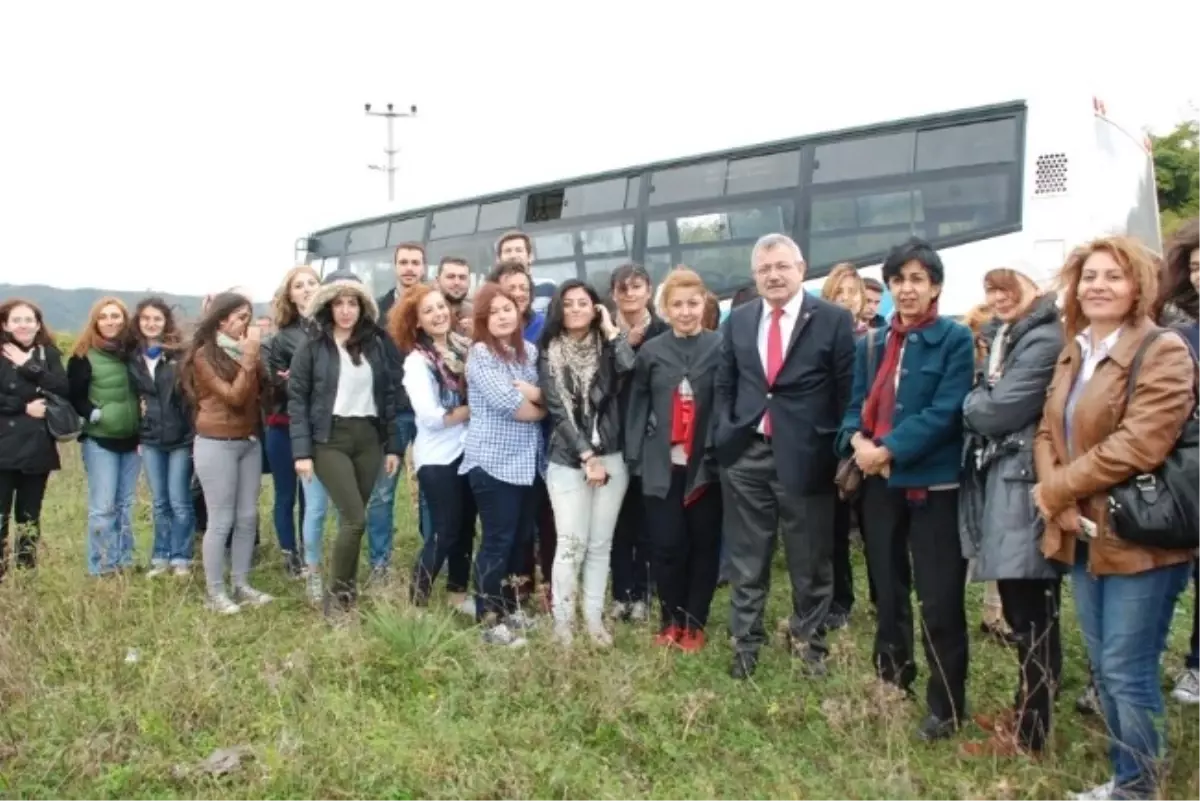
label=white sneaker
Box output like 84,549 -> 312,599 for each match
609,601 -> 630,621
1071,780 -> 1115,800
234,585 -> 273,607
1172,667 -> 1200,704
553,621 -> 574,646
482,623 -> 526,648
172,565 -> 191,578
629,601 -> 649,622
206,593 -> 241,615
146,562 -> 169,578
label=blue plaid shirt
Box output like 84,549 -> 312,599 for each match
459,342 -> 544,486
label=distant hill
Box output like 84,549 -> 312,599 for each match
0,284 -> 269,334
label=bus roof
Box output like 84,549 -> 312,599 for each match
306,98 -> 1028,239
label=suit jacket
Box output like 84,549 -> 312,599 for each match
713,294 -> 856,494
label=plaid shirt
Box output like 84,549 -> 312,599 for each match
459,342 -> 544,486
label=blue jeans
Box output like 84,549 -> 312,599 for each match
301,474 -> 333,569
364,412 -> 418,568
412,459 -> 477,602
1072,548 -> 1191,797
141,445 -> 194,565
469,467 -> 535,621
82,439 -> 141,575
265,425 -> 302,556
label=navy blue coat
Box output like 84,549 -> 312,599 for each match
836,316 -> 975,488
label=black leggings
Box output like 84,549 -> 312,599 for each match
644,472 -> 722,631
0,470 -> 49,575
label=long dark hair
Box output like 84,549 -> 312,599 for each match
313,290 -> 375,366
539,279 -> 603,351
133,296 -> 184,352
179,292 -> 252,400
1156,217 -> 1199,322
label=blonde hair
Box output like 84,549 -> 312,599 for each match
821,263 -> 865,317
271,265 -> 321,329
1057,236 -> 1160,340
73,296 -> 131,357
659,266 -> 707,308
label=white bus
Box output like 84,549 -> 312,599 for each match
296,94 -> 1160,318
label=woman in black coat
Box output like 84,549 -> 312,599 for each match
0,299 -> 69,577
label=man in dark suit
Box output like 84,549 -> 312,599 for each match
713,233 -> 856,679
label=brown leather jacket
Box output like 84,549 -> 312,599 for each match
192,343 -> 263,440
1034,317 -> 1196,575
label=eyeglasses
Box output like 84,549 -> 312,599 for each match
754,262 -> 799,277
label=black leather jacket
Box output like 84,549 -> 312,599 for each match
128,349 -> 193,449
538,333 -> 635,467
287,326 -> 398,460
262,319 -> 314,421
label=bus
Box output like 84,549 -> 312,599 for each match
295,94 -> 1160,318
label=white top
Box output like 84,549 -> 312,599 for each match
332,343 -> 378,418
143,353 -> 160,376
1075,326 -> 1123,385
403,349 -> 467,469
755,291 -> 804,434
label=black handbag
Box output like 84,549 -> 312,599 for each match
36,346 -> 84,443
1106,329 -> 1199,550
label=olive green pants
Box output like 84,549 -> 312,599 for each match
313,417 -> 383,602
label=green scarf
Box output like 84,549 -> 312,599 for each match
216,332 -> 243,360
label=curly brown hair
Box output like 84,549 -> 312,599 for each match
1155,217 -> 1199,322
389,283 -> 437,353
1057,235 -> 1160,340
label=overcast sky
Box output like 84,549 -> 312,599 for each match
3,0 -> 1196,301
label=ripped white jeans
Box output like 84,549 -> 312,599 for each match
545,454 -> 630,627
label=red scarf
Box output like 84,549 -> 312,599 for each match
861,302 -> 939,503
670,385 -> 709,506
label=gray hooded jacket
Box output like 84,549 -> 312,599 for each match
959,293 -> 1063,581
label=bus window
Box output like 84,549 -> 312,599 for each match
344,249 -> 392,296
346,221 -> 389,253
430,205 -> 479,239
812,132 -> 914,184
477,198 -> 521,232
425,234 -> 496,278
915,118 -> 1018,170
649,160 -> 727,206
387,216 -> 427,245
579,223 -> 633,255
725,150 -> 802,194
564,178 -> 628,218
313,229 -> 350,258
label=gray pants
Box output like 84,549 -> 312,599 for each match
194,436 -> 262,596
724,438 -> 834,660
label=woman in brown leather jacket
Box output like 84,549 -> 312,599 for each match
1032,236 -> 1195,800
180,292 -> 271,615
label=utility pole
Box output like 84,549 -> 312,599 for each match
364,102 -> 417,203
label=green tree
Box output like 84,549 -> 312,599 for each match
1150,119 -> 1199,237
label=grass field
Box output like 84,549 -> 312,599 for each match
0,445 -> 1196,799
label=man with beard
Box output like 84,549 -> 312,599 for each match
435,256 -> 473,336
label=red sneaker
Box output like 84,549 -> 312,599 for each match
654,624 -> 683,647
678,628 -> 706,653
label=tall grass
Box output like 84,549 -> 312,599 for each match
0,445 -> 1196,799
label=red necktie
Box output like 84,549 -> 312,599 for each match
763,307 -> 784,436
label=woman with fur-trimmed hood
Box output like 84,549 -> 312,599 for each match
288,270 -> 400,612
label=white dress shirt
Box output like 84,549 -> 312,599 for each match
756,291 -> 805,434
